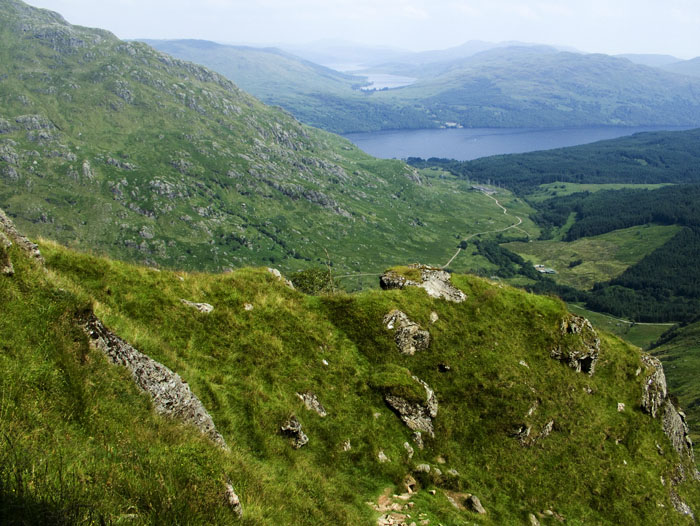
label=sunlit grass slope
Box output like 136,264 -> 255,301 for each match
1,239 -> 695,524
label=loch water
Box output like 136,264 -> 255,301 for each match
344,126 -> 696,161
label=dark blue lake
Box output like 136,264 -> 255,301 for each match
343,126 -> 696,161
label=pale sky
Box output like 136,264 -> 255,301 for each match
25,0 -> 700,59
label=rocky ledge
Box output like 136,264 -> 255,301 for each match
380,265 -> 466,303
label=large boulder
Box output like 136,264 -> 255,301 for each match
383,309 -> 430,356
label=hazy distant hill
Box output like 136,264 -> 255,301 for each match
370,47 -> 700,128
616,53 -> 681,67
662,57 -> 700,78
148,39 -> 700,132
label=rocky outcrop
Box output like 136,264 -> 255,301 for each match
640,354 -> 694,459
640,354 -> 667,418
380,265 -> 466,303
639,352 -> 697,517
383,310 -> 430,356
280,416 -> 309,449
662,400 -> 694,459
180,299 -> 214,313
0,207 -> 44,264
83,314 -> 227,449
296,391 -> 327,417
550,314 -> 600,374
385,376 -> 438,437
380,271 -> 420,290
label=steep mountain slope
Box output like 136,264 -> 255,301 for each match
654,321 -> 700,449
0,0 -> 495,275
2,210 -> 699,524
140,39 -> 364,96
142,39 -> 434,133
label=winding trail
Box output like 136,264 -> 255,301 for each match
442,192 -> 528,269
335,190 -> 528,281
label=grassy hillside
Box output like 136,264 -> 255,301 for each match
0,0 -> 535,277
505,224 -> 680,290
2,216 -> 699,523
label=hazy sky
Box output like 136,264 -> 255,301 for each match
26,0 -> 700,59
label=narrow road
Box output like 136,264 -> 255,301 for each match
567,304 -> 677,327
442,192 -> 528,269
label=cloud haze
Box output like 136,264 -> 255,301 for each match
25,0 -> 700,58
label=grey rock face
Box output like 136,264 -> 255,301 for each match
383,309 -> 430,356
81,160 -> 94,180
638,352 -> 697,517
412,431 -> 424,449
83,315 -> 227,449
641,354 -> 667,418
662,400 -> 694,458
380,265 -> 466,303
550,314 -> 599,374
280,416 -> 309,449
296,391 -> 327,417
385,376 -> 438,437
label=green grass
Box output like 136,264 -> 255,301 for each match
2,238 -> 691,525
504,224 -> 680,290
526,182 -> 674,203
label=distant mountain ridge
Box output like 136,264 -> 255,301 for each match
147,38 -> 700,133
